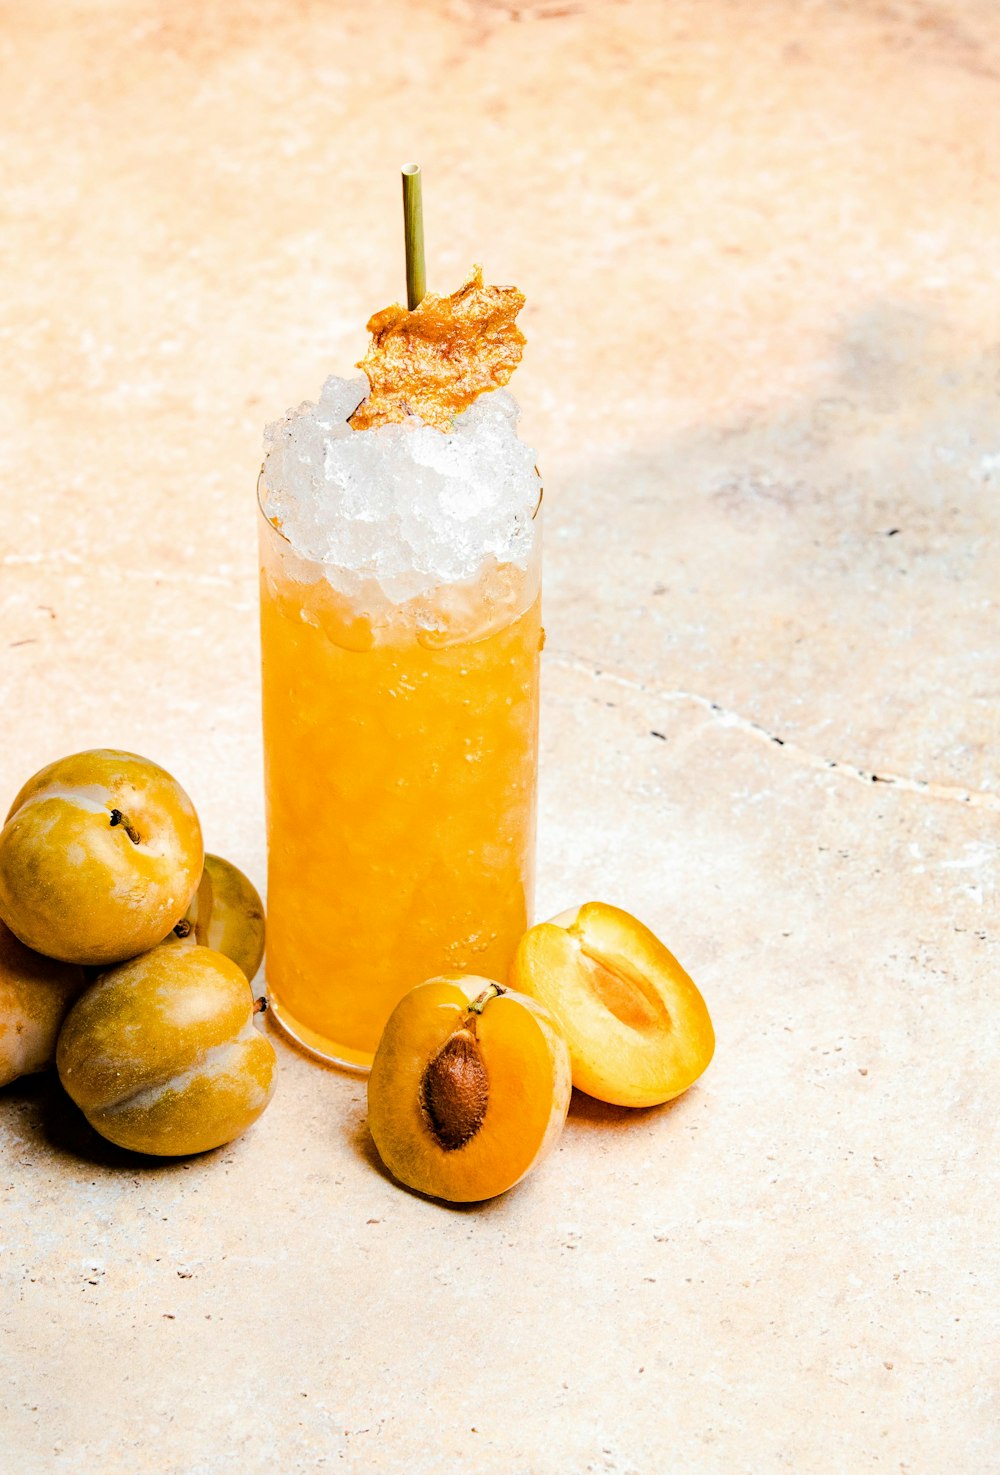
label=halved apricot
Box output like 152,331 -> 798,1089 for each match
509,903 -> 714,1107
367,974 -> 571,1202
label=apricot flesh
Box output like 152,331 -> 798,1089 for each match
367,974 -> 571,1202
56,944 -> 276,1156
509,902 -> 714,1108
164,853 -> 265,981
0,749 -> 203,966
0,921 -> 87,1086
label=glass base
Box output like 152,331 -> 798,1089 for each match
266,994 -> 374,1074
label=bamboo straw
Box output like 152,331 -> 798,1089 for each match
402,163 -> 426,310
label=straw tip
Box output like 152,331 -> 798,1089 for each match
401,161 -> 421,177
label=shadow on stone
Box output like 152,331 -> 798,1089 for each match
0,1070 -> 197,1173
567,1086 -> 696,1129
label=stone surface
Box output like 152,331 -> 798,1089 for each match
1,2 -> 997,1471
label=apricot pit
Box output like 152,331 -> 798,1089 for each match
509,902 -> 714,1107
368,975 -> 571,1202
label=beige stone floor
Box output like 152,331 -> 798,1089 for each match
2,1 -> 998,1470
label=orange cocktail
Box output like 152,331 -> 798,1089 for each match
258,380 -> 542,1068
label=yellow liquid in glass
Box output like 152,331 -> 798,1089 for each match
259,549 -> 541,1068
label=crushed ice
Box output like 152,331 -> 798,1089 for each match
262,377 -> 541,604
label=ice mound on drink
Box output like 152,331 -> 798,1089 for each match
263,379 -> 540,604
260,266 -> 541,618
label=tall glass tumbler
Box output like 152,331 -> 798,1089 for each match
258,447 -> 541,1070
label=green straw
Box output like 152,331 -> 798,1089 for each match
402,162 -> 426,310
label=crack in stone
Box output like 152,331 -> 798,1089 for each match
547,651 -> 1000,812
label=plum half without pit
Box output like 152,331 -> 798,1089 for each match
509,902 -> 715,1108
0,750 -> 203,967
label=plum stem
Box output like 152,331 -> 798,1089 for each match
253,995 -> 268,1015
467,982 -> 505,1017
108,808 -> 141,845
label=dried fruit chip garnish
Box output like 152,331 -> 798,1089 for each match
349,265 -> 526,432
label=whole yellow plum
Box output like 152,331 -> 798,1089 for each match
0,920 -> 87,1086
0,750 -> 203,966
164,853 -> 265,982
56,944 -> 276,1156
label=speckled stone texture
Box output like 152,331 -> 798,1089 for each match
1,2 -> 997,1471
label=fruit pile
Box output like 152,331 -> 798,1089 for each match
0,749 -> 276,1155
0,749 -> 715,1201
